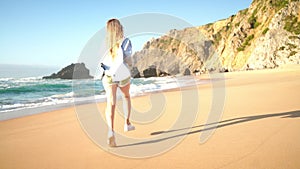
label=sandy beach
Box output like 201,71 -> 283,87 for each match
0,65 -> 300,169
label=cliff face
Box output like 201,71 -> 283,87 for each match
133,0 -> 300,76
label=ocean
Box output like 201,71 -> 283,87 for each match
0,75 -> 206,121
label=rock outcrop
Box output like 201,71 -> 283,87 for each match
43,63 -> 93,79
143,65 -> 158,78
131,67 -> 141,78
132,0 -> 300,76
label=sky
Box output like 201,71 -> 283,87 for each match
0,0 -> 253,68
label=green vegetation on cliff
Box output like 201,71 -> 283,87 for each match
271,0 -> 289,12
237,34 -> 255,52
284,14 -> 300,35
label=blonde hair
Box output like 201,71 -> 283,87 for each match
106,19 -> 124,59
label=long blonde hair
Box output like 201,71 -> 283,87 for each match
106,19 -> 124,59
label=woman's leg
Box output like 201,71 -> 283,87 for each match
104,84 -> 118,137
119,83 -> 132,125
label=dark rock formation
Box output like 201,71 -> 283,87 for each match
43,63 -> 93,79
131,67 -> 141,78
183,68 -> 191,76
143,65 -> 157,78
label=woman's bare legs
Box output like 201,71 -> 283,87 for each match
104,81 -> 133,147
104,84 -> 117,138
120,83 -> 132,126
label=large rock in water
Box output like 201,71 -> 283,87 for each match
43,63 -> 93,79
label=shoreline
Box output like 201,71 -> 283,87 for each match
0,74 -> 212,121
0,65 -> 298,121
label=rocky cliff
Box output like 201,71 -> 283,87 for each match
43,63 -> 93,79
133,0 -> 300,76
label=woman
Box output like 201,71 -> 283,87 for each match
102,19 -> 135,147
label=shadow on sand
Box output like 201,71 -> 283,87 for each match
117,110 -> 300,148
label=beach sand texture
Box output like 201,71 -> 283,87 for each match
0,65 -> 300,169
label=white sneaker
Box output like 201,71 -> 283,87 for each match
124,124 -> 135,132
